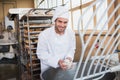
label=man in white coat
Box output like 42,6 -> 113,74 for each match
36,5 -> 76,80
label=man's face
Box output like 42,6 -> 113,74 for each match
55,17 -> 68,34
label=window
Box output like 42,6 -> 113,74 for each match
71,0 -> 80,8
34,0 -> 109,31
82,7 -> 94,30
96,0 -> 108,30
70,0 -> 108,31
72,10 -> 81,30
82,0 -> 93,4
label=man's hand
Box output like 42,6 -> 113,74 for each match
65,57 -> 72,62
58,57 -> 73,70
58,59 -> 68,70
64,57 -> 73,69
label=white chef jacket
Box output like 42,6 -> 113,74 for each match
36,26 -> 76,78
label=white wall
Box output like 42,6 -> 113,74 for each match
5,16 -> 14,30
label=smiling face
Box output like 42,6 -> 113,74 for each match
55,17 -> 68,35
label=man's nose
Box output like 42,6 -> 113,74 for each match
60,22 -> 65,27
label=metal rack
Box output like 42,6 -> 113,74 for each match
20,8 -> 54,80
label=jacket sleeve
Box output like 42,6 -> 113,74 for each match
36,33 -> 60,68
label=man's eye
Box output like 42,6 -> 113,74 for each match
63,21 -> 68,24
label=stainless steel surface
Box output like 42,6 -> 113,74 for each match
0,40 -> 17,45
43,62 -> 77,80
42,62 -> 115,80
